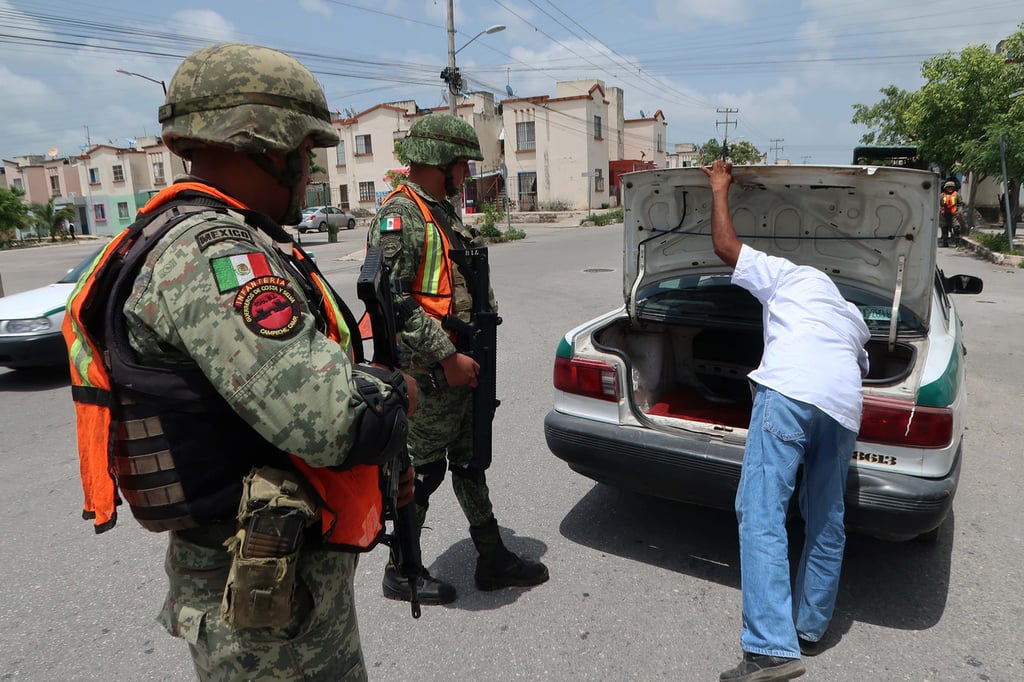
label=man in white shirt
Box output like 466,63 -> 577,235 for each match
703,161 -> 870,682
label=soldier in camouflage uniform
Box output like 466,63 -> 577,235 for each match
367,113 -> 549,605
100,44 -> 414,681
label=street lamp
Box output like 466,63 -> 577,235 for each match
116,68 -> 167,96
443,0 -> 505,116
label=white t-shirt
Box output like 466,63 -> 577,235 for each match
731,244 -> 871,433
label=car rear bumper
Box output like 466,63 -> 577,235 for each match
0,331 -> 68,369
544,409 -> 960,541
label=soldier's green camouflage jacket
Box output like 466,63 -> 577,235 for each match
127,184 -> 383,681
366,181 -> 496,372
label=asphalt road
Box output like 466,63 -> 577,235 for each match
0,228 -> 1021,681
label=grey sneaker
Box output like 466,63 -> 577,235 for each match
719,652 -> 805,681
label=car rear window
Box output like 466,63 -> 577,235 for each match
636,276 -> 925,333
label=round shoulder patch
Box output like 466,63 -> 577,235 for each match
233,276 -> 302,340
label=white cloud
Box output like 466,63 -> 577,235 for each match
168,10 -> 238,43
299,0 -> 332,18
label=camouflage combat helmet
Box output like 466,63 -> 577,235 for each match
402,113 -> 484,167
159,43 -> 339,157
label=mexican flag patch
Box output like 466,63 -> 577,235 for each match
211,252 -> 272,293
380,216 -> 402,232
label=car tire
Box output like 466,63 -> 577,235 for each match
317,221 -> 327,232
297,227 -> 307,234
347,219 -> 356,230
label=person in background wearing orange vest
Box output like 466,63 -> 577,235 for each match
64,43 -> 416,681
940,180 -> 963,247
366,113 -> 549,606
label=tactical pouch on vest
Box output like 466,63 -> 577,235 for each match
220,467 -> 318,630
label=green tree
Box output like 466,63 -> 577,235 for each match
850,85 -> 919,146
852,24 -> 1024,231
696,138 -> 764,165
0,186 -> 30,245
28,198 -> 76,241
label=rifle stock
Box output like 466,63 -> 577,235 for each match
444,247 -> 501,472
356,247 -> 422,619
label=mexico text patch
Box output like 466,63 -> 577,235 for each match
211,252 -> 272,293
195,226 -> 256,252
380,216 -> 402,232
233,276 -> 301,340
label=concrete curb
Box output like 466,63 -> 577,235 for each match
959,233 -> 1023,268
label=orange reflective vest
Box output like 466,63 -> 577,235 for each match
941,191 -> 958,215
64,184 -> 382,550
383,184 -> 455,322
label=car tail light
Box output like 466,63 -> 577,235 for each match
553,356 -> 619,401
858,395 -> 953,448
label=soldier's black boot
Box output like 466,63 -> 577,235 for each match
381,513 -> 455,605
382,560 -> 457,605
469,517 -> 549,591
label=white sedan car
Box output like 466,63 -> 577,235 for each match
545,165 -> 983,542
0,249 -> 100,370
294,205 -> 357,233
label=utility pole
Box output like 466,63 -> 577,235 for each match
716,108 -> 738,160
770,138 -> 785,164
445,0 -> 458,117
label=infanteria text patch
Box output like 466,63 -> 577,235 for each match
211,252 -> 272,293
233,276 -> 301,339
380,216 -> 402,232
195,226 -> 256,252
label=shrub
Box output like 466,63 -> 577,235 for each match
582,206 -> 624,226
974,231 -> 1023,256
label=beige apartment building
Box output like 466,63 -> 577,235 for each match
318,93 -> 504,214
1,154 -> 83,235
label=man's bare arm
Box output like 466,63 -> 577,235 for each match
699,160 -> 742,268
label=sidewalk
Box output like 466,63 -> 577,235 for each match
959,224 -> 1024,267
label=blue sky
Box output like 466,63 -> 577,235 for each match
0,0 -> 1020,166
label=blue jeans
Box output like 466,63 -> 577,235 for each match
736,385 -> 855,658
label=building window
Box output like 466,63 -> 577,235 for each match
12,178 -> 23,191
48,168 -> 60,196
338,184 -> 349,210
657,133 -> 664,153
112,165 -> 125,183
117,201 -> 130,219
359,181 -> 375,202
356,135 -> 372,155
94,204 -> 107,221
594,169 -> 605,192
516,121 -> 536,152
517,171 -> 537,211
593,115 -> 602,140
150,154 -> 165,184
337,140 -> 346,165
88,168 -> 100,184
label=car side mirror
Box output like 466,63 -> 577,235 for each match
942,274 -> 983,295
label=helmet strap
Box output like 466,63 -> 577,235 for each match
248,150 -> 306,225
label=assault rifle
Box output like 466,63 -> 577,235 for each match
443,247 -> 502,471
356,247 -> 422,619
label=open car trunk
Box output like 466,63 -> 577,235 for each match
594,318 -> 916,429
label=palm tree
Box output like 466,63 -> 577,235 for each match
28,198 -> 77,241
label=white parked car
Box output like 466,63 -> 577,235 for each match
0,248 -> 101,369
293,205 -> 357,233
544,165 -> 983,542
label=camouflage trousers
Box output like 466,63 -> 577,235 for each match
407,369 -> 494,527
158,529 -> 366,681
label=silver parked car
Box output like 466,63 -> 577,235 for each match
544,164 -> 982,542
294,205 -> 357,233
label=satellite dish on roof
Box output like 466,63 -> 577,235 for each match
47,147 -> 59,159
505,84 -> 515,97
639,109 -> 647,118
